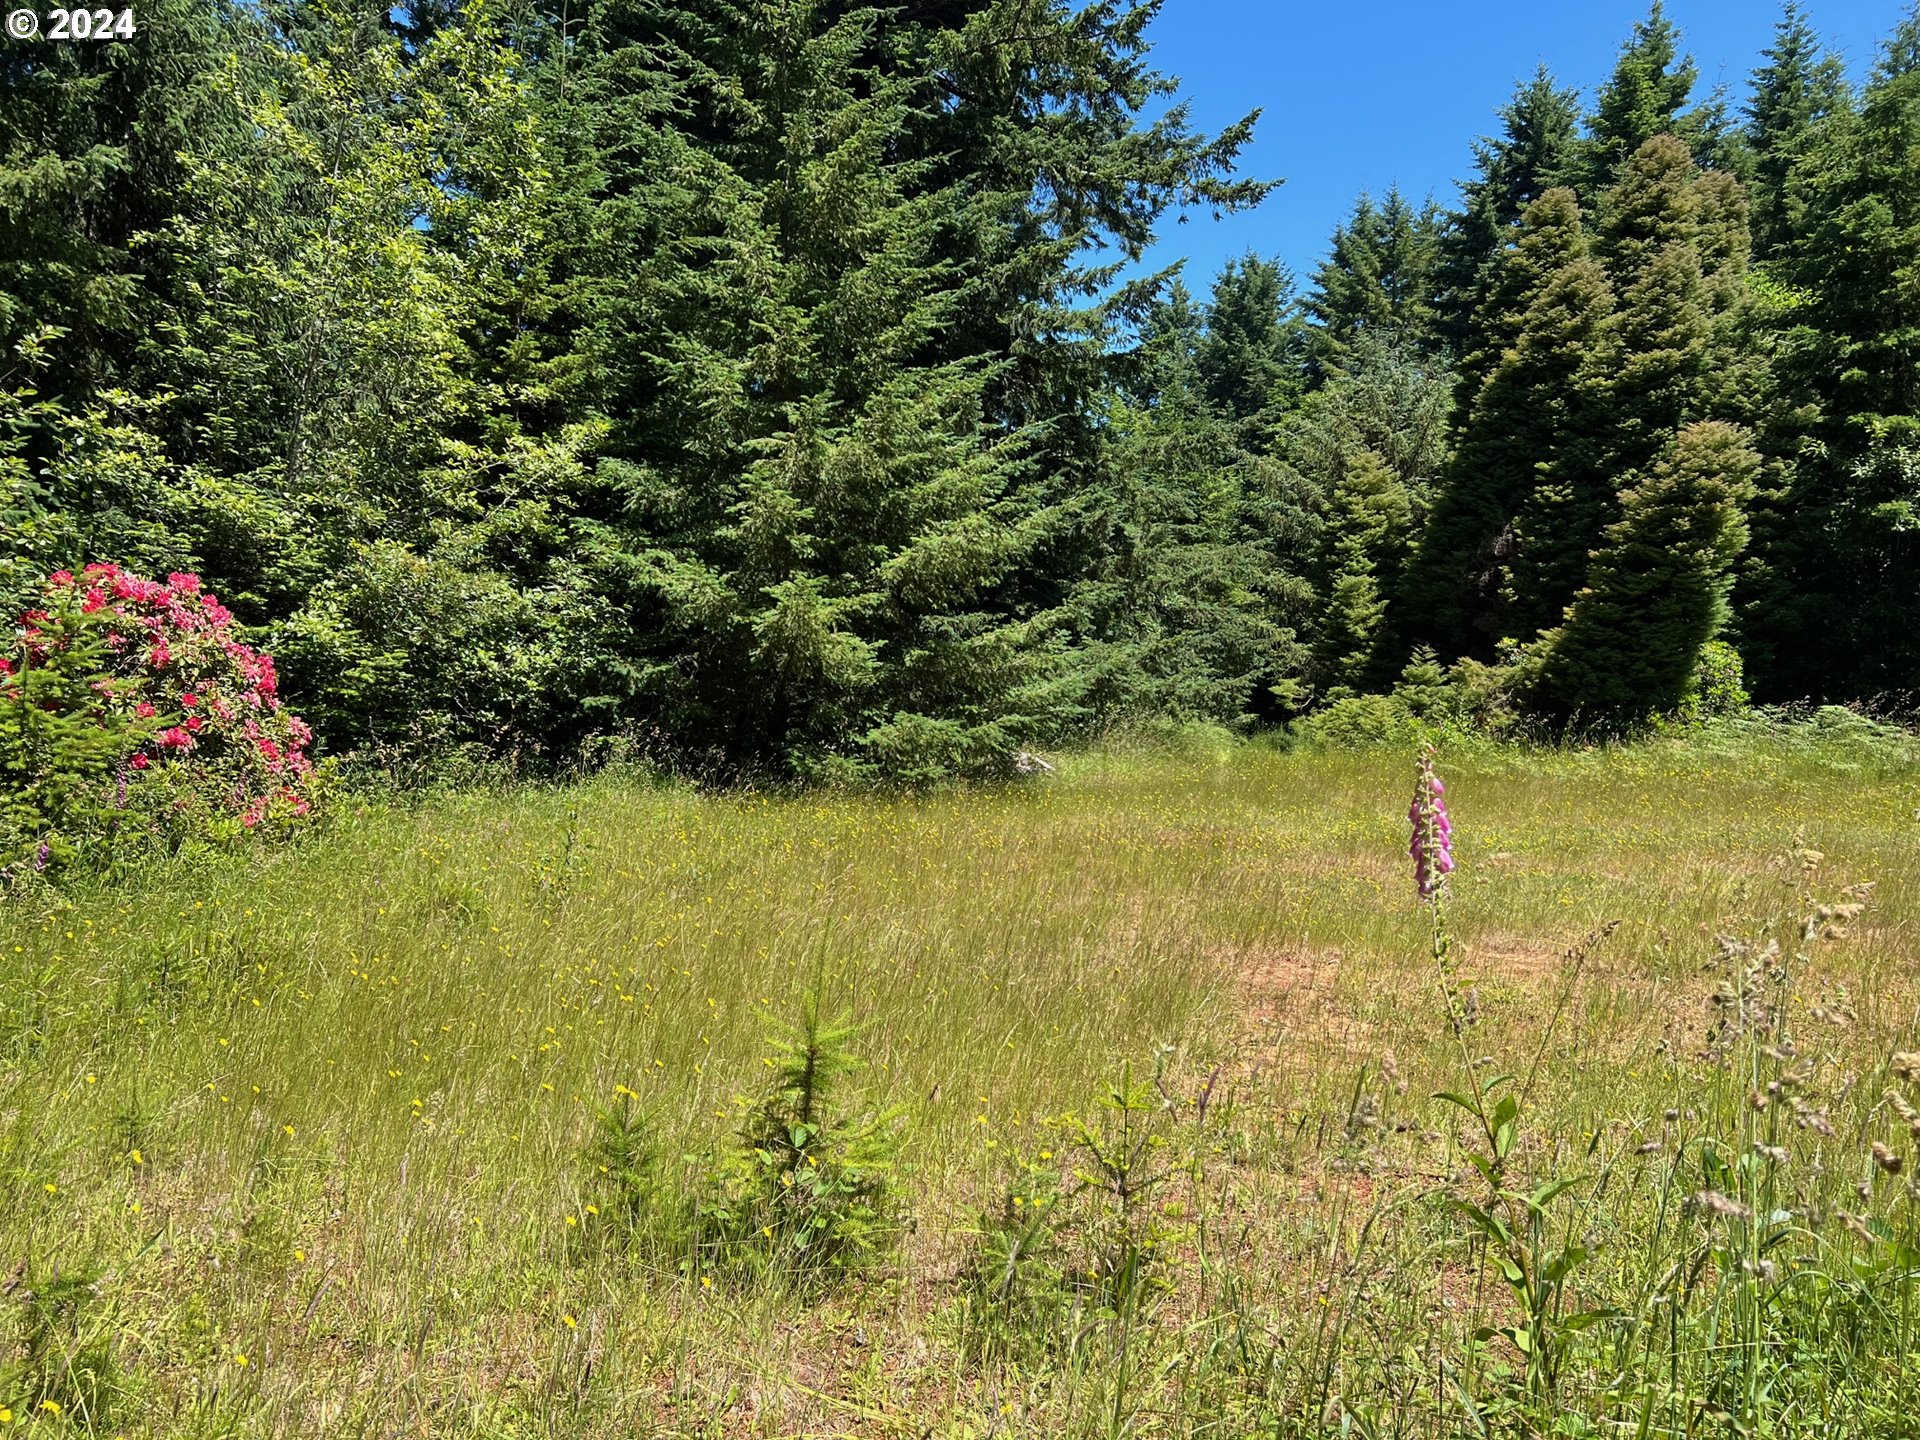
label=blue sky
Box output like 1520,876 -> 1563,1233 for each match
1135,0 -> 1915,290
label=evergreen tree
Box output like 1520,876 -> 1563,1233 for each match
1312,446 -> 1406,693
1506,136 -> 1721,638
1402,188 -> 1612,655
1434,67 -> 1583,380
1876,2 -> 1920,83
1061,273 -> 1315,726
1743,2 -> 1851,259
1742,39 -> 1920,700
562,0 -> 1271,777
1585,2 -> 1699,185
1306,186 -> 1442,374
1283,330 -> 1453,690
1194,254 -> 1308,447
1533,420 -> 1759,720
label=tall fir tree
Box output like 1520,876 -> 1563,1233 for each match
1584,2 -> 1700,186
1401,187 -> 1612,656
1532,419 -> 1759,720
1305,186 -> 1442,375
1741,30 -> 1920,701
1434,67 -> 1583,384
1877,2 -> 1920,83
1067,277 -> 1315,725
1194,254 -> 1309,448
559,0 -> 1272,777
1283,331 -> 1453,692
1743,2 -> 1852,260
1505,136 -> 1725,639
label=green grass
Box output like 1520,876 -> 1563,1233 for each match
3,726 -> 1919,1436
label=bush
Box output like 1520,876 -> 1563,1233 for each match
0,564 -> 325,874
1675,639 -> 1750,723
692,999 -> 906,1287
1289,692 -> 1422,749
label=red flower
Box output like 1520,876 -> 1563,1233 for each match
49,570 -> 74,587
158,727 -> 193,752
131,753 -> 151,770
81,587 -> 107,613
181,692 -> 198,708
185,715 -> 203,732
149,642 -> 171,668
135,702 -> 157,719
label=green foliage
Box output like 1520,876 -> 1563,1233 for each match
584,1088 -> 663,1253
693,997 -> 905,1286
1306,188 -> 1444,375
1195,257 -> 1311,445
1062,267 -> 1317,732
0,600 -> 142,872
1584,1 -> 1704,185
1435,66 -> 1584,380
5,1258 -> 129,1426
1534,420 -> 1761,722
6,0 -> 1920,773
1508,137 -> 1726,639
1677,637 -> 1751,722
1405,187 -> 1613,655
961,1059 -> 1183,1362
1743,2 -> 1852,259
1744,53 -> 1920,703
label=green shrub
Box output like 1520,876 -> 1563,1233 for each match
692,998 -> 906,1287
1676,638 -> 1750,722
0,599 -> 145,874
1,564 -> 326,875
1290,692 -> 1422,749
961,1062 -> 1184,1361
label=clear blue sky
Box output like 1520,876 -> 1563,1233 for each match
1136,0 -> 1914,290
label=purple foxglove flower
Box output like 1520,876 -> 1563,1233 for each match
1410,753 -> 1453,900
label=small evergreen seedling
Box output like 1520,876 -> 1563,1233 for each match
696,995 -> 905,1286
588,1087 -> 662,1251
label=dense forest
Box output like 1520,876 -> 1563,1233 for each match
4,0 -> 1918,781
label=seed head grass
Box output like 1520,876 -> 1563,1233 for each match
0,729 -> 1916,1434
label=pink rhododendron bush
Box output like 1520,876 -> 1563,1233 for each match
0,564 -> 326,875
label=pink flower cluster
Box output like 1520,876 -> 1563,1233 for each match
8,564 -> 322,836
1408,751 -> 1454,900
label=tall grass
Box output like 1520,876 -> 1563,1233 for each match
0,727 -> 1916,1435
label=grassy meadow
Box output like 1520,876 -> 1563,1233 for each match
3,724 -> 1920,1437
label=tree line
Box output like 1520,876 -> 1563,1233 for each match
3,0 -> 1916,779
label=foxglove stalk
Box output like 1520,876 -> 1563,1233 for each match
1409,751 -> 1453,900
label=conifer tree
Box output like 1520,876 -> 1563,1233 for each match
1743,2 -> 1851,259
1306,187 -> 1442,374
1505,137 -> 1720,638
561,0 -> 1271,777
1533,420 -> 1758,720
1402,188 -> 1611,655
1061,272 -> 1316,725
1195,255 -> 1309,447
1311,447 -> 1408,693
1284,330 -> 1452,690
1435,67 -> 1583,380
1877,2 -> 1920,83
1585,3 -> 1700,185
1742,36 -> 1920,700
